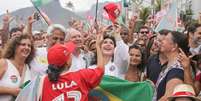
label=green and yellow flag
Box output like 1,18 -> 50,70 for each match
89,76 -> 154,101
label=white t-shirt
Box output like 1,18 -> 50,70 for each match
69,51 -> 87,72
190,45 -> 201,55
30,47 -> 48,79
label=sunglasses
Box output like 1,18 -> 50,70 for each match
140,31 -> 149,34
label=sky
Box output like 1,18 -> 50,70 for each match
0,0 -> 122,15
0,0 -> 33,15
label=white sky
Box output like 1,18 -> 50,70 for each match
0,0 -> 122,15
0,0 -> 33,15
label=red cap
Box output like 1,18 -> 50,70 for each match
48,41 -> 76,67
104,2 -> 121,23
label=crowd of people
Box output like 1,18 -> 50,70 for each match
0,7 -> 200,101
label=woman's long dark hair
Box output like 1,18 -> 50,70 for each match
129,44 -> 146,72
47,64 -> 65,82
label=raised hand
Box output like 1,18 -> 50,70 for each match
96,30 -> 104,68
2,10 -> 13,23
128,16 -> 137,29
27,13 -> 37,25
96,31 -> 103,48
177,48 -> 190,69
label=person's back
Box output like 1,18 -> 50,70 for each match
42,67 -> 103,101
40,33 -> 104,101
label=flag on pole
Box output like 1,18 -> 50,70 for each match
89,76 -> 154,101
155,0 -> 178,32
32,0 -> 53,7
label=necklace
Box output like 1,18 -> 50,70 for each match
11,60 -> 25,76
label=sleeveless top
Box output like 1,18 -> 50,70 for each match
0,59 -> 31,101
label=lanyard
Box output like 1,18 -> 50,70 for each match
153,62 -> 183,101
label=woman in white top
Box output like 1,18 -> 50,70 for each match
0,34 -> 35,101
89,24 -> 129,79
89,34 -> 119,76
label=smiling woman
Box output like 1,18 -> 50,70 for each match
125,44 -> 146,82
0,34 -> 35,101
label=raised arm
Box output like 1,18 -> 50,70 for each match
1,11 -> 11,48
112,24 -> 129,73
128,16 -> 137,43
177,48 -> 199,94
96,30 -> 104,68
23,13 -> 36,36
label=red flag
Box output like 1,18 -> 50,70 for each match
103,2 -> 121,23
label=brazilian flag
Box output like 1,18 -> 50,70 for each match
89,76 -> 154,101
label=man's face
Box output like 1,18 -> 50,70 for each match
120,29 -> 129,43
139,28 -> 149,41
70,31 -> 83,48
139,28 -> 149,35
47,29 -> 65,48
193,26 -> 201,45
11,31 -> 22,38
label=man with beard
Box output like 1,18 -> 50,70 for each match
188,24 -> 201,55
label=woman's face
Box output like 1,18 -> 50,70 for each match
129,48 -> 142,66
101,38 -> 115,56
16,39 -> 32,58
160,33 -> 176,53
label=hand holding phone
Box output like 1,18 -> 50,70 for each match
34,12 -> 40,21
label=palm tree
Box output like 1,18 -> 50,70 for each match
154,0 -> 162,13
132,7 -> 151,32
139,7 -> 151,24
180,7 -> 198,29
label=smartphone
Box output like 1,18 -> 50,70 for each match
34,12 -> 40,21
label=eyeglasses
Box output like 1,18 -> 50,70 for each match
140,31 -> 149,34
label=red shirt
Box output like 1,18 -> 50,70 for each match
41,67 -> 104,101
